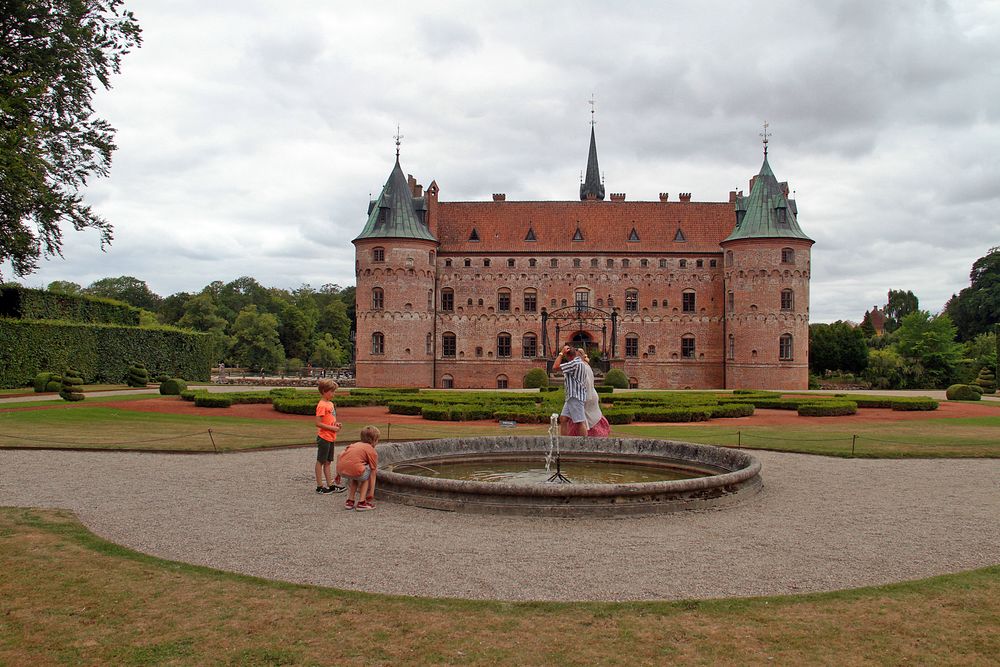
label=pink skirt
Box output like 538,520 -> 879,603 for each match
587,416 -> 611,437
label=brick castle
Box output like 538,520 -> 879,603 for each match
353,124 -> 813,389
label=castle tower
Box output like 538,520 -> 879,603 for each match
352,154 -> 439,387
580,126 -> 605,201
721,152 -> 814,389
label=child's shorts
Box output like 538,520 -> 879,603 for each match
342,464 -> 371,482
316,437 -> 336,462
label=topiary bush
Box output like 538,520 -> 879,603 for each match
180,389 -> 202,401
33,371 -> 54,392
44,377 -> 62,392
974,367 -> 996,394
890,397 -> 939,411
797,401 -> 858,416
59,368 -> 85,402
159,378 -> 188,395
709,403 -> 755,418
126,363 -> 149,387
193,394 -> 233,408
603,369 -> 628,389
154,373 -> 170,383
522,368 -> 549,389
946,384 -> 982,401
969,383 -> 984,395
595,385 -> 613,394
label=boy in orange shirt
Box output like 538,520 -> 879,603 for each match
314,379 -> 345,494
337,425 -> 379,511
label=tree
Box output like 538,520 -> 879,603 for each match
808,321 -> 868,375
177,293 -> 230,362
46,280 -> 82,294
863,348 -> 905,390
230,305 -> 284,373
310,333 -> 345,368
884,289 -> 919,333
85,275 -> 162,310
945,246 -> 1000,341
0,1 -> 142,280
893,311 -> 964,388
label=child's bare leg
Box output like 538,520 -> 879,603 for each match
347,480 -> 358,501
314,461 -> 324,486
366,470 -> 377,502
357,477 -> 370,502
332,448 -> 342,485
323,461 -> 334,487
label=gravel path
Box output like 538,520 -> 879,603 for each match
1,448 -> 997,602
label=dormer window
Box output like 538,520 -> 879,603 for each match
776,206 -> 788,225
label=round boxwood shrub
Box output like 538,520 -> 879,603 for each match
603,369 -> 628,389
194,394 -> 233,408
797,401 -> 858,416
33,371 -> 54,392
974,367 -> 996,394
159,378 -> 188,395
127,363 -> 149,388
45,377 -> 63,392
946,384 -> 981,401
522,368 -> 549,389
968,383 -> 984,395
59,368 -> 85,402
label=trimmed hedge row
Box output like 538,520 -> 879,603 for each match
0,286 -> 140,326
0,319 -> 212,388
798,401 -> 858,416
194,394 -> 233,408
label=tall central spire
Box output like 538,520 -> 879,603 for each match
580,98 -> 605,201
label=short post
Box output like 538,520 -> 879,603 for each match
208,428 -> 218,454
851,434 -> 857,456
386,422 -> 391,441
737,431 -> 741,448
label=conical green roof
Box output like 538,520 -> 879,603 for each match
353,159 -> 437,242
724,157 -> 812,243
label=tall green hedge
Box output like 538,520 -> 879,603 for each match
0,286 -> 139,325
0,319 -> 212,388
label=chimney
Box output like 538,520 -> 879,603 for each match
492,193 -> 506,201
659,193 -> 669,202
609,193 -> 626,201
414,183 -> 423,197
729,190 -> 738,203
407,174 -> 417,196
679,193 -> 692,202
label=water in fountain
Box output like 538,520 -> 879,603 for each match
544,413 -> 558,473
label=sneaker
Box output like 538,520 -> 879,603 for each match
320,486 -> 335,494
355,501 -> 375,512
316,486 -> 326,494
328,484 -> 347,493
344,499 -> 355,510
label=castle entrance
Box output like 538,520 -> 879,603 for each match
541,305 -> 618,368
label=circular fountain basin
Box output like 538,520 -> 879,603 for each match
377,436 -> 762,517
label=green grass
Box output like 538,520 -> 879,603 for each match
1,508 -> 997,666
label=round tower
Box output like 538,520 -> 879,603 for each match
721,154 -> 814,390
353,156 -> 439,388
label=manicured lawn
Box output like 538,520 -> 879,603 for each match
1,508 -> 996,666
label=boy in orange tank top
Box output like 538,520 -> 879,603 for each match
314,379 -> 345,494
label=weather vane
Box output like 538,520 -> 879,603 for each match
588,94 -> 597,126
393,125 -> 403,159
760,121 -> 771,157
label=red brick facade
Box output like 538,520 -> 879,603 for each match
355,160 -> 812,390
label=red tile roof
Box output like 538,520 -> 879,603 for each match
434,200 -> 735,254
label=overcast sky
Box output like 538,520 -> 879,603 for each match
6,0 -> 999,322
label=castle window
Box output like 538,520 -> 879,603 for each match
696,259 -> 703,268
779,334 -> 793,360
429,251 -> 435,264
523,289 -> 537,313
573,258 -> 581,268
659,259 -> 668,268
371,332 -> 385,355
682,290 -> 696,313
727,291 -> 734,313
625,334 -> 639,358
427,290 -> 433,310
622,259 -> 630,268
575,289 -> 590,310
507,258 -> 515,268
483,258 -> 491,267
478,298 -> 484,306
607,258 -> 614,268
467,298 -> 473,306
640,259 -> 648,268
652,299 -> 658,307
497,333 -> 512,358
476,346 -> 483,357
442,374 -> 454,389
464,258 -> 471,267
529,258 -> 537,267
372,287 -> 384,310
596,298 -> 603,306
781,247 -> 795,264
628,227 -> 640,242
525,227 -> 537,241
498,288 -> 511,312
497,375 -> 509,389
441,288 -> 454,311
710,259 -> 717,268
469,228 -> 480,241
550,258 -> 558,268
573,227 -> 584,241
522,333 -> 537,358
591,258 -> 599,268
679,259 -> 687,268
629,377 -> 639,389
372,247 -> 385,262
726,250 -> 734,267
442,333 -> 456,357
728,334 -> 735,360
682,335 -> 696,359
648,345 -> 656,355
445,259 -> 452,267
781,289 -> 794,311
426,333 -> 432,355
625,289 -> 638,312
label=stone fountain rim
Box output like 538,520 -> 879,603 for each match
377,436 -> 761,499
